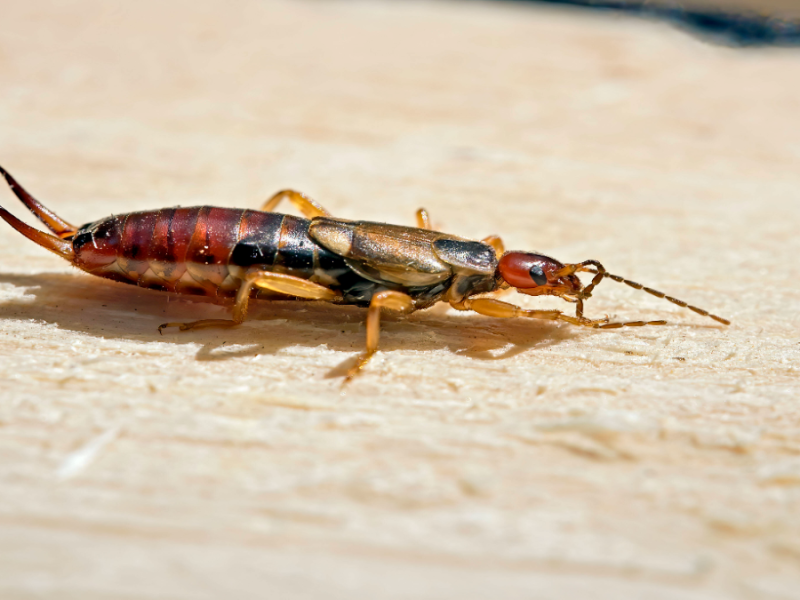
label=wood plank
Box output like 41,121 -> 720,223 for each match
1,1 -> 798,598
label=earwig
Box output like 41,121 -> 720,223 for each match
0,165 -> 729,380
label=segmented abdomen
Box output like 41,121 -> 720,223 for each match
72,207 -> 299,297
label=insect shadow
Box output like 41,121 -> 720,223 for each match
0,272 -> 577,374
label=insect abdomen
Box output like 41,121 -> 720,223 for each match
72,207 -> 407,305
72,207 -> 287,297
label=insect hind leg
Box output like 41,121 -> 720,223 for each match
158,270 -> 341,334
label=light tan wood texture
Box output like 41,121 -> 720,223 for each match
1,1 -> 798,598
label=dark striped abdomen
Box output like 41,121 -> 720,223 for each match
71,207 -> 324,298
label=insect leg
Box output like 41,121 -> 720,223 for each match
481,235 -> 505,259
159,270 -> 341,334
261,190 -> 331,218
573,296 -> 666,329
416,208 -> 431,229
450,297 -> 608,327
345,290 -> 415,382
457,296 -> 663,329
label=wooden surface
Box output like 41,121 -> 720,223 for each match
614,0 -> 800,17
707,0 -> 799,15
1,1 -> 799,598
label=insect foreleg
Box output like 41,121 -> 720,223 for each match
450,298 -> 608,327
450,297 -> 607,327
573,297 -> 666,329
159,270 -> 341,334
345,290 -> 415,382
261,189 -> 331,218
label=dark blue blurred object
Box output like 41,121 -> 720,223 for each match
518,0 -> 800,46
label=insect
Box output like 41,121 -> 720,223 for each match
0,165 -> 729,380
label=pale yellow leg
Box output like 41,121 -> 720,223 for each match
159,270 -> 340,334
481,235 -> 505,259
261,189 -> 331,218
450,297 -> 608,327
416,208 -> 431,229
346,290 -> 415,382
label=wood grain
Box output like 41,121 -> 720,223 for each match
0,1 -> 798,598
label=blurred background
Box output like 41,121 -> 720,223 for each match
0,1 -> 798,599
523,0 -> 800,45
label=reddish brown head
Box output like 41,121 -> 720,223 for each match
497,252 -> 583,299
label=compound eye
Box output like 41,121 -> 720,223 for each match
529,265 -> 548,286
